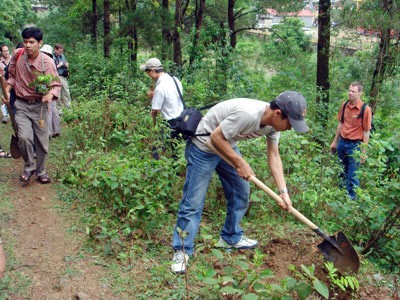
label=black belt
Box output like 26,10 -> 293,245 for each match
340,136 -> 362,143
17,97 -> 42,104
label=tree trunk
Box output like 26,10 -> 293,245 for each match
126,0 -> 138,62
118,0 -> 122,55
316,0 -> 331,127
103,0 -> 111,58
215,22 -> 228,95
228,0 -> 236,49
369,0 -> 393,113
173,0 -> 183,68
189,0 -> 206,65
129,28 -> 138,63
91,0 -> 97,49
161,0 -> 173,61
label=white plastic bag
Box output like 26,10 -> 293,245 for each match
1,104 -> 9,117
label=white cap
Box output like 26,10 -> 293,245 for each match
40,44 -> 53,57
140,58 -> 162,71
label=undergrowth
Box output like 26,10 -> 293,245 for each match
44,32 -> 400,298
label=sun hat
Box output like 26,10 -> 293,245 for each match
40,44 -> 53,57
140,58 -> 163,71
275,91 -> 309,132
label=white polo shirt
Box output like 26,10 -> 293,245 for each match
152,73 -> 184,121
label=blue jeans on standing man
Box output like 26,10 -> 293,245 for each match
172,141 -> 250,255
337,137 -> 361,200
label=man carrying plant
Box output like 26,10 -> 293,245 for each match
330,82 -> 372,200
171,92 -> 309,273
1,27 -> 60,184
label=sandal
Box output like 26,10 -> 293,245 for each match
37,174 -> 52,184
19,170 -> 34,183
0,151 -> 12,158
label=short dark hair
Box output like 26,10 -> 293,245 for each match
21,27 -> 43,42
0,44 -> 8,52
54,43 -> 64,50
350,81 -> 363,93
269,100 -> 288,119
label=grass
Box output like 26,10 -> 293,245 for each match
0,181 -> 32,299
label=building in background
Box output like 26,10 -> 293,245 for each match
256,8 -> 315,30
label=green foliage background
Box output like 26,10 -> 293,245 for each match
53,13 -> 399,269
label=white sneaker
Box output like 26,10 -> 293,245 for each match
216,236 -> 258,249
1,116 -> 10,124
171,250 -> 189,274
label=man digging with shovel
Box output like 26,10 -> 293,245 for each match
170,92 -> 309,273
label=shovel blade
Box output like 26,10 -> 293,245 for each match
318,231 -> 360,274
10,135 -> 21,159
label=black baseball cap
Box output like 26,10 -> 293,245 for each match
275,91 -> 309,132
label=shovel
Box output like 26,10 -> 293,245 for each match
0,75 -> 21,159
205,140 -> 360,273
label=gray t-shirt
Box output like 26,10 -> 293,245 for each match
193,98 -> 280,152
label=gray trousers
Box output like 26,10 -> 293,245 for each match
15,99 -> 49,176
48,101 -> 61,136
57,76 -> 71,109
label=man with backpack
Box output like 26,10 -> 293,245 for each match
141,58 -> 184,129
140,57 -> 184,159
330,82 -> 373,200
54,43 -> 71,112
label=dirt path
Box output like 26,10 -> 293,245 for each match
0,157 -> 117,300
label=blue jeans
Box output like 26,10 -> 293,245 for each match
172,141 -> 250,255
337,137 -> 360,199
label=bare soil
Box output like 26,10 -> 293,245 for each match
0,159 -> 117,300
258,237 -> 394,300
0,148 -> 396,300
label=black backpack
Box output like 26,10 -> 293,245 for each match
340,101 -> 375,134
2,61 -> 9,80
169,73 -> 213,140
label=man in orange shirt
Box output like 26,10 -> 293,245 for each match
330,82 -> 372,200
2,27 -> 61,184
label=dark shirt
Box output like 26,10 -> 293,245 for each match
54,54 -> 68,77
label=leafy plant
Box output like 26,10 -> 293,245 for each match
28,72 -> 58,94
299,264 -> 329,299
197,249 -> 274,299
325,261 -> 359,292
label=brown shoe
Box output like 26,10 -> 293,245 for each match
37,174 -> 52,184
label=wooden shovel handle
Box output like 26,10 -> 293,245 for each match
0,75 -> 18,136
204,140 -> 319,231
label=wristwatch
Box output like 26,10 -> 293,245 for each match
279,188 -> 288,194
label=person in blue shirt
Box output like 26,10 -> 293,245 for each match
53,43 -> 71,112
